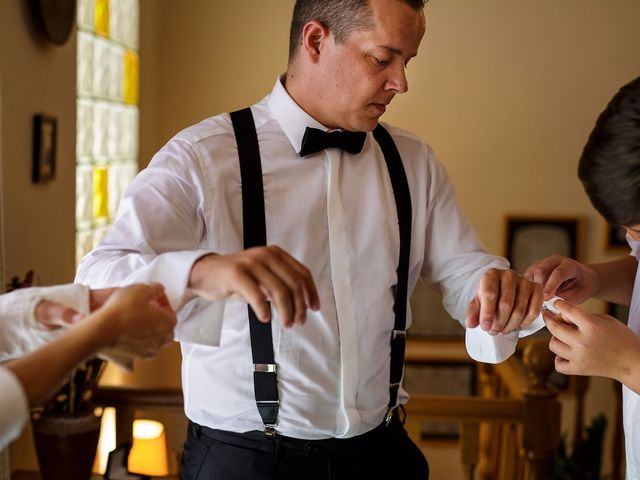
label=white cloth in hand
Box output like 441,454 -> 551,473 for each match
465,296 -> 562,364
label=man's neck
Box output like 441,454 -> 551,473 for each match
283,68 -> 335,130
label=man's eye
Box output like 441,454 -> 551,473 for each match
374,56 -> 391,66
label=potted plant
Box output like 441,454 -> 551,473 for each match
552,414 -> 607,480
31,357 -> 106,480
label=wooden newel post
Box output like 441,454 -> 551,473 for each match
521,339 -> 562,480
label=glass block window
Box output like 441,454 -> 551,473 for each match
76,0 -> 140,267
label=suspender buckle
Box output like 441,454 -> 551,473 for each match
263,425 -> 278,439
253,363 -> 277,373
384,408 -> 395,427
391,330 -> 406,344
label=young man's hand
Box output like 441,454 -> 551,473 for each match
544,300 -> 640,393
523,255 -> 599,303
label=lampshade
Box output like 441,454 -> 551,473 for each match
128,419 -> 169,476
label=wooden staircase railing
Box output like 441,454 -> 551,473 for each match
404,337 -> 561,480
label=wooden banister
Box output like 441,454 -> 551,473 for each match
405,395 -> 523,422
93,386 -> 183,409
405,337 -> 561,479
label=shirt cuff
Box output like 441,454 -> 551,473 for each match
118,249 -> 216,311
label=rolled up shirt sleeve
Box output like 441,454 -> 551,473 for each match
0,367 -> 29,450
419,147 -> 509,323
75,138 -> 222,345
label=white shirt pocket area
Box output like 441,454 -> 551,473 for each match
464,296 -> 562,364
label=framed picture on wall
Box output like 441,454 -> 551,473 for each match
504,216 -> 585,273
605,223 -> 629,252
32,113 -> 57,183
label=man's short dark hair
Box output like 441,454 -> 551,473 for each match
578,76 -> 640,227
288,0 -> 428,63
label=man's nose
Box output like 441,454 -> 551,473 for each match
385,64 -> 408,94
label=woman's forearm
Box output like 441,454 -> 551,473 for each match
5,311 -> 109,407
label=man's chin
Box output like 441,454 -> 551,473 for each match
351,115 -> 382,132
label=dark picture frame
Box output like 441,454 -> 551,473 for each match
32,113 -> 57,183
504,216 -> 584,273
605,224 -> 629,252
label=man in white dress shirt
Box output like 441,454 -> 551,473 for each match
0,283 -> 176,450
77,1 -> 544,478
525,76 -> 640,479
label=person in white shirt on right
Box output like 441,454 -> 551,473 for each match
525,76 -> 640,479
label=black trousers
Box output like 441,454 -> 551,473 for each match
180,413 -> 429,480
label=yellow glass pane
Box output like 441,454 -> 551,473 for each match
93,167 -> 109,219
123,49 -> 139,105
95,0 -> 110,37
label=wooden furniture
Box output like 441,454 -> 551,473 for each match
404,337 -> 561,480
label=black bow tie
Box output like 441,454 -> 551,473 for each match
299,127 -> 367,157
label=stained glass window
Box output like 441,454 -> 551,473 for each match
76,0 -> 140,267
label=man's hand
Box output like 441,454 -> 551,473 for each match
466,268 -> 543,334
544,300 -> 640,390
188,246 -> 320,328
524,255 -> 599,303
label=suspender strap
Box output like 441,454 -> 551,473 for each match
230,108 -> 279,436
373,124 -> 412,420
230,109 -> 412,433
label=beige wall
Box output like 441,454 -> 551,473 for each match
0,1 -> 77,289
0,1 -> 77,471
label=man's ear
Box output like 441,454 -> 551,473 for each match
300,20 -> 330,63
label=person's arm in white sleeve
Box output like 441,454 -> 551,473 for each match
419,147 -> 542,363
76,139 -> 212,311
419,147 -> 509,323
0,367 -> 29,451
4,284 -> 175,408
76,136 -> 320,344
0,284 -> 89,362
0,284 -> 176,449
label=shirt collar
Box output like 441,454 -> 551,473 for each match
267,75 -> 329,155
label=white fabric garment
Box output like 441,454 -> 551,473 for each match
0,367 -> 29,450
0,284 -> 90,362
624,235 -> 640,479
0,284 -> 89,449
76,76 -> 510,439
465,296 -> 562,364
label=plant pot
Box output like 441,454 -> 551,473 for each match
32,411 -> 101,480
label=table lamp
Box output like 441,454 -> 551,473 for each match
128,419 -> 169,476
